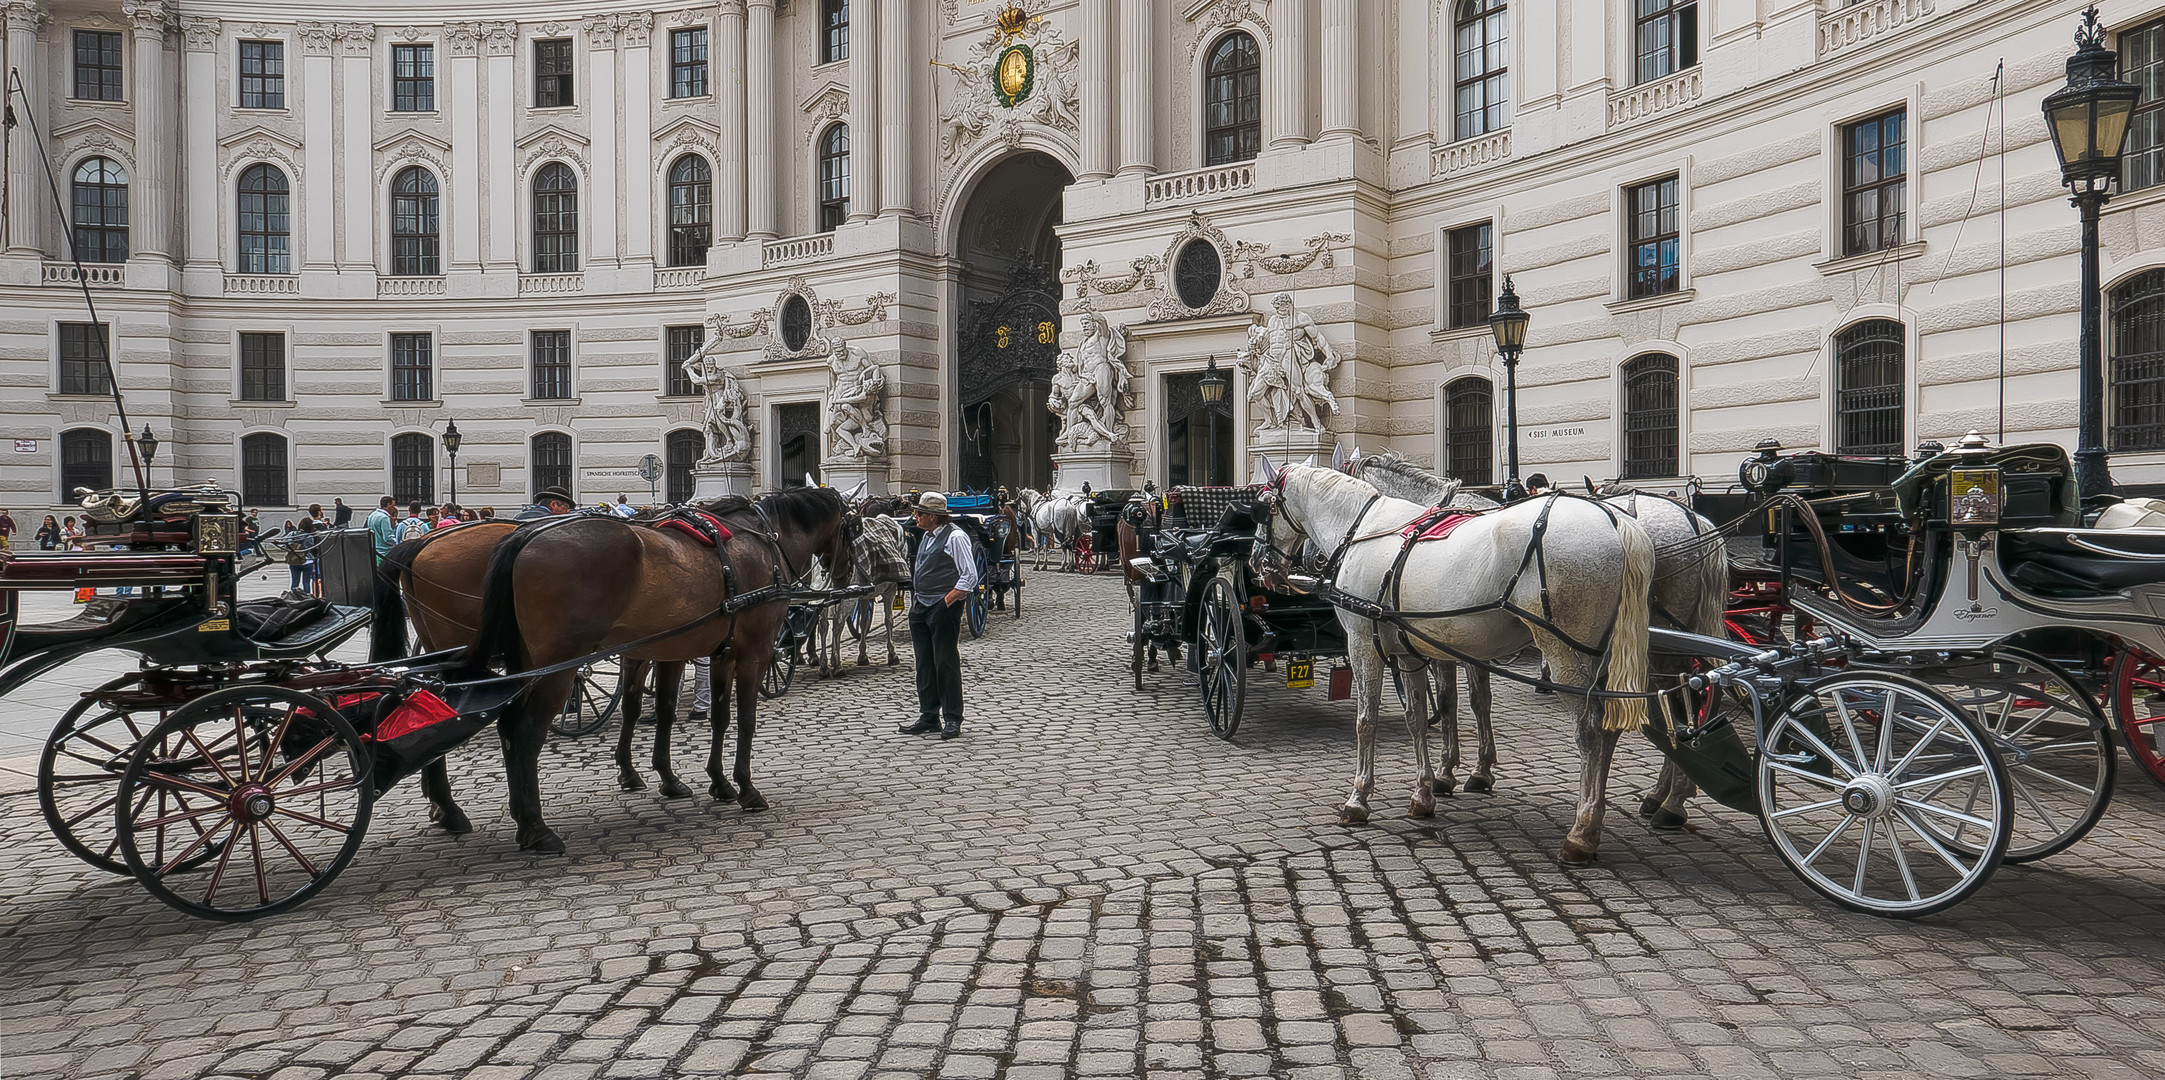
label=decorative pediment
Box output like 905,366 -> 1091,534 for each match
1185,0 -> 1270,59
516,125 -> 590,175
654,115 -> 722,163
375,130 -> 454,182
52,117 -> 135,166
218,125 -> 306,180
799,81 -> 848,121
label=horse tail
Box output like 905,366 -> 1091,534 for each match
368,537 -> 421,661
460,523 -> 548,675
1602,512 -> 1656,733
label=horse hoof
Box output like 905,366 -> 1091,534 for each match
1649,808 -> 1687,831
661,779 -> 694,799
519,827 -> 566,854
1408,795 -> 1436,819
1465,776 -> 1493,795
430,805 -> 473,835
618,773 -> 646,793
739,790 -> 769,812
1434,779 -> 1456,797
1338,805 -> 1371,825
710,782 -> 737,803
1638,796 -> 1661,817
1557,844 -> 1597,866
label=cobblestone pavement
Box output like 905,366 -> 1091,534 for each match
7,572 -> 2165,1080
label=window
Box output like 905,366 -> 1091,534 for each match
1626,175 -> 1680,299
1453,0 -> 1509,141
393,44 -> 436,112
2124,19 -> 2165,192
818,125 -> 850,233
388,166 -> 442,276
533,162 -> 580,272
1834,320 -> 1904,456
532,433 -> 573,499
240,331 -> 286,402
1446,222 -> 1492,329
390,332 -> 434,402
666,325 -> 704,396
391,432 -> 435,505
58,322 -> 113,397
60,429 -> 113,497
821,0 -> 849,64
1621,354 -> 1680,479
70,157 -> 128,263
73,30 -> 123,102
668,155 -> 713,267
1173,240 -> 1224,310
2112,269 -> 2165,451
241,433 -> 289,506
1842,108 -> 1906,257
1444,378 -> 1494,486
671,27 -> 709,98
532,330 -> 573,400
1203,33 -> 1262,166
1633,0 -> 1697,86
667,429 -> 704,504
535,38 -> 574,107
239,40 -> 285,109
236,163 -> 292,275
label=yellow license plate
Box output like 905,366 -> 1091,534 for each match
891,592 -> 906,612
197,618 -> 231,633
1286,658 -> 1315,689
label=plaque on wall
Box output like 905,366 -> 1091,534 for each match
466,462 -> 502,490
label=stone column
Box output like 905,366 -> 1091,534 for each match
337,23 -> 375,270
483,23 -> 516,270
299,22 -> 337,270
445,24 -> 482,271
717,1 -> 748,241
746,0 -> 776,238
1270,0 -> 1308,148
1116,0 -> 1152,175
585,17 -> 619,267
1319,0 -> 1357,140
1079,0 -> 1113,179
620,13 -> 654,266
122,0 -> 173,258
846,0 -> 877,221
4,0 -> 45,255
877,0 -> 911,216
180,17 -> 218,269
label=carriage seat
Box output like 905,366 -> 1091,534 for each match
1999,528 -> 2165,598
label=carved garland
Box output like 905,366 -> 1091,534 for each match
221,138 -> 302,183
518,133 -> 590,179
1063,256 -> 1162,299
1148,212 -> 1248,321
378,138 -> 450,187
1228,231 -> 1350,278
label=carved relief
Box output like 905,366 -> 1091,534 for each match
583,14 -> 619,47
516,128 -> 590,176
120,0 -> 171,38
1147,212 -> 1248,321
672,6 -> 720,26
218,128 -> 305,182
443,22 -> 482,55
336,23 -> 375,54
376,132 -> 453,185
3,2 -> 46,35
482,21 -> 519,54
298,20 -> 337,54
180,15 -> 219,50
621,12 -> 654,46
1228,231 -> 1350,279
933,7 -> 1081,163
1063,256 -> 1161,299
1186,0 -> 1270,59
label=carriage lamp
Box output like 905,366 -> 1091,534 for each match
442,418 -> 463,505
1488,277 -> 1532,500
139,425 -> 158,463
2045,6 -> 2140,500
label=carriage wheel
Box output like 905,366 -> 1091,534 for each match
1908,650 -> 2113,863
1075,538 -> 1096,575
1198,575 -> 1247,740
116,686 -> 374,922
550,657 -> 624,738
967,548 -> 991,639
1756,672 -> 2011,919
1010,560 -> 1023,619
761,638 -> 796,699
39,684 -> 192,875
2110,645 -> 2165,792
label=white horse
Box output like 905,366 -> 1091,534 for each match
1012,488 -> 1045,551
1255,463 -> 1655,865
1032,491 -> 1087,571
850,514 -> 910,667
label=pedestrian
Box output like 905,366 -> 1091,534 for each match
1524,473 -> 1550,498
517,486 -> 577,521
397,501 -> 430,542
332,497 -> 353,528
300,515 -> 324,596
434,504 -> 462,530
62,516 -> 83,549
283,519 -> 309,595
240,509 -> 261,555
0,507 -> 15,550
480,506 -> 496,520
307,502 -> 328,530
612,495 -> 637,518
36,514 -> 60,550
366,496 -> 398,561
897,493 -> 977,741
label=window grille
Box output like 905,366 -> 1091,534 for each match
668,156 -> 713,267
1446,222 -> 1492,329
533,162 -> 580,272
818,126 -> 850,232
1444,378 -> 1494,486
667,429 -> 704,503
1834,320 -> 1905,456
240,332 -> 286,402
1633,0 -> 1697,86
239,40 -> 284,109
61,428 -> 113,497
1626,175 -> 1680,299
59,323 -> 112,397
1842,109 -> 1906,256
2112,268 -> 2165,451
1203,33 -> 1262,166
242,433 -> 289,506
1621,354 -> 1680,480
821,0 -> 849,64
666,325 -> 703,397
392,432 -> 435,504
532,433 -> 573,498
390,332 -> 434,402
391,166 -> 441,276
74,30 -> 123,101
236,164 -> 292,275
535,38 -> 574,107
531,330 -> 573,400
671,28 -> 709,98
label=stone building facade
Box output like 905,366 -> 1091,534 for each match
2,0 -> 2161,510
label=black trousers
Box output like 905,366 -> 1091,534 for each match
909,598 -> 964,723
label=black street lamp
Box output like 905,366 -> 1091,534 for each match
1487,276 -> 1532,499
137,424 -> 158,491
1199,355 -> 1228,486
2044,5 -> 2141,500
441,418 -> 462,506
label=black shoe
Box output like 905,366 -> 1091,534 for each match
898,718 -> 941,735
940,719 -> 961,740
686,710 -> 707,725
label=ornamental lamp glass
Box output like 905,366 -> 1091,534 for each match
1488,276 -> 1530,361
2043,8 -> 2141,190
1199,355 -> 1227,403
442,418 -> 463,455
139,424 -> 158,463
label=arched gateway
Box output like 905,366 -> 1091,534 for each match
951,152 -> 1072,492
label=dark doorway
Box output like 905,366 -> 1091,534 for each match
953,152 -> 1071,492
775,401 -> 820,488
1165,371 -> 1235,487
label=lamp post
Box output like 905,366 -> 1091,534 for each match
441,418 -> 462,506
1199,355 -> 1228,486
1487,276 -> 1532,500
2044,5 -> 2141,501
138,423 -> 158,467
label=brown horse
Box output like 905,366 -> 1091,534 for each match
460,489 -> 852,852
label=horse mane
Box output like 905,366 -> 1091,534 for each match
1357,452 -> 1460,505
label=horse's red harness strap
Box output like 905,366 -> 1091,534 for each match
1399,509 -> 1479,543
654,510 -> 733,548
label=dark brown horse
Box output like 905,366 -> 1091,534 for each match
459,489 -> 852,852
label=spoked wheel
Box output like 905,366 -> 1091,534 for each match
1198,575 -> 1247,740
1075,539 -> 1096,575
761,638 -> 796,699
966,548 -> 991,639
1909,650 -> 2113,863
2110,645 -> 2165,791
116,686 -> 374,921
1756,672 -> 2012,919
550,657 -> 624,737
1009,560 -> 1023,619
39,683 -> 191,874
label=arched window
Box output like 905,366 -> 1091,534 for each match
71,157 -> 128,263
1204,32 -> 1262,166
390,166 -> 441,276
818,124 -> 850,233
668,154 -> 713,267
2114,269 -> 2165,451
1444,377 -> 1494,486
532,162 -> 579,272
60,428 -> 113,498
666,429 -> 704,504
236,163 -> 291,274
1621,354 -> 1680,479
1454,0 -> 1509,141
241,432 -> 290,506
532,432 -> 573,499
391,432 -> 435,505
1834,320 -> 1904,456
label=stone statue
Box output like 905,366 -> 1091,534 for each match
1046,348 -> 1083,453
1053,309 -> 1129,451
825,340 -> 888,460
682,341 -> 753,463
1237,292 -> 1343,433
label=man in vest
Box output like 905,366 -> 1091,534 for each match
897,493 -> 978,740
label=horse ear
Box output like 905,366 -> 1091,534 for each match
804,472 -> 818,489
1330,443 -> 1348,472
1582,475 -> 1596,495
844,480 -> 867,501
1256,454 -> 1280,485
